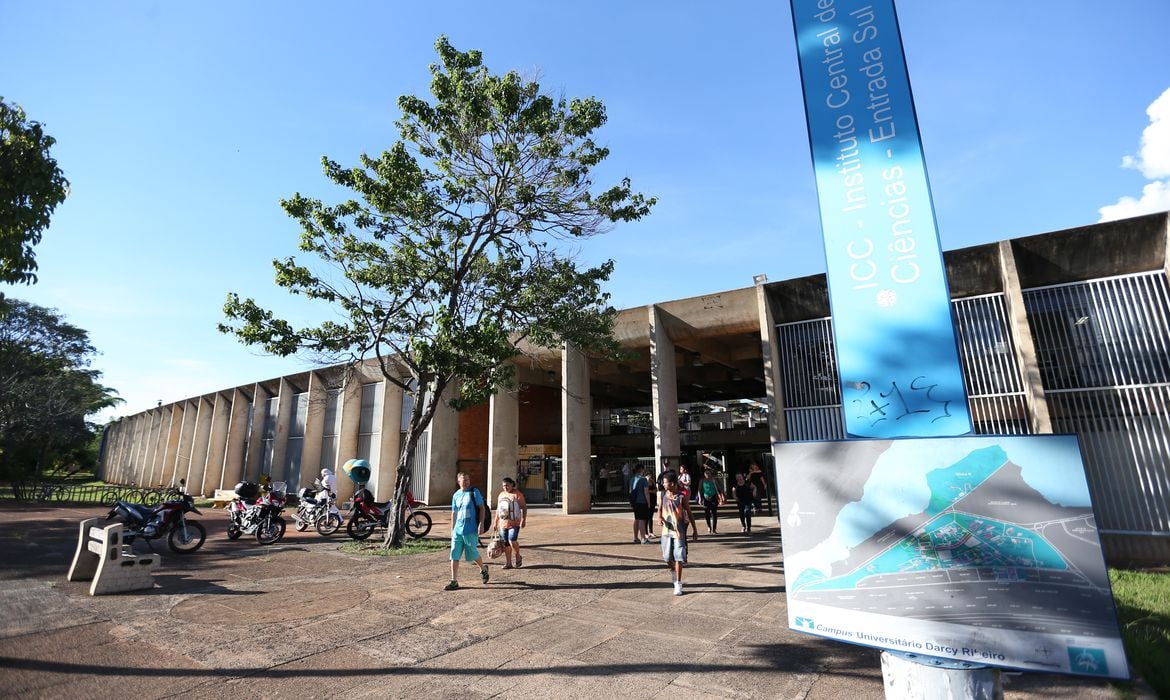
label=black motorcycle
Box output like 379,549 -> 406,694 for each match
226,480 -> 287,545
106,479 -> 206,553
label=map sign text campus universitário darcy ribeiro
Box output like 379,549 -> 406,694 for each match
781,0 -> 1128,679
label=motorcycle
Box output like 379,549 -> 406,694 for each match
106,479 -> 206,553
293,480 -> 341,536
345,486 -> 432,540
226,480 -> 288,545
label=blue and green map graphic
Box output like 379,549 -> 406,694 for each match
776,435 -> 1128,679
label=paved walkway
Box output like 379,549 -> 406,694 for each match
0,503 -> 1142,699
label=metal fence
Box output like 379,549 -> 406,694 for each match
7,482 -> 175,506
1023,271 -> 1170,535
776,292 -> 1031,439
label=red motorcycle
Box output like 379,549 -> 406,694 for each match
345,486 -> 432,540
106,480 -> 206,553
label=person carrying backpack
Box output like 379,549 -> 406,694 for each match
491,477 -> 528,569
445,472 -> 490,591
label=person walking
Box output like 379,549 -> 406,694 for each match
732,472 -> 757,534
748,462 -> 769,516
697,467 -> 725,534
597,466 -> 609,501
492,477 -> 528,569
629,464 -> 652,543
658,470 -> 698,595
445,472 -> 490,591
677,464 -> 693,503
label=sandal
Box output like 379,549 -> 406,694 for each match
503,563 -> 514,569
515,555 -> 523,568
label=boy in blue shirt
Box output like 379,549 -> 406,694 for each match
446,472 -> 490,591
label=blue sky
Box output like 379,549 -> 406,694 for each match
4,1 -> 1169,421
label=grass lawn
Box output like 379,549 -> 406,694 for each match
340,538 -> 448,557
1109,567 -> 1170,698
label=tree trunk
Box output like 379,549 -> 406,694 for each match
382,379 -> 445,549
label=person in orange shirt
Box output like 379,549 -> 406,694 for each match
492,477 -> 528,569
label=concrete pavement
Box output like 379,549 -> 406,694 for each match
0,503 -> 1145,699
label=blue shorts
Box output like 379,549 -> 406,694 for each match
499,526 -> 520,543
450,532 -> 480,562
661,535 -> 687,564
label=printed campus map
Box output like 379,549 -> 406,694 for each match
775,435 -> 1128,678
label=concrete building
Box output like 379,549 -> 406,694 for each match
100,211 -> 1170,564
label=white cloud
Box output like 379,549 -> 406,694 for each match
1099,87 -> 1170,222
1098,180 -> 1170,222
1122,87 -> 1170,179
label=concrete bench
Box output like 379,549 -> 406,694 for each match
66,518 -> 157,595
211,489 -> 235,508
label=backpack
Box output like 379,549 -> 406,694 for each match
497,493 -> 522,521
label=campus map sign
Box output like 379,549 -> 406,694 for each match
790,0 -> 970,439
775,436 -> 1128,679
785,0 -> 1129,680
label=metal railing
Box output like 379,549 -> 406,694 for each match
6,482 -> 177,506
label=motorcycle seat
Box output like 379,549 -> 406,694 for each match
116,501 -> 155,520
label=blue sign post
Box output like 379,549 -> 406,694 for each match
784,0 -> 1128,685
790,0 -> 971,439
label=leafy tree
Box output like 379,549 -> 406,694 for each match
221,37 -> 654,546
0,98 -> 69,285
0,298 -> 122,480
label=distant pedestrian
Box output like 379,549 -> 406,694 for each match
697,467 -> 725,534
445,472 -> 489,591
678,464 -> 693,502
748,462 -> 769,515
492,477 -> 528,569
732,472 -> 757,534
621,461 -> 632,492
629,464 -> 652,543
597,466 -> 609,500
658,470 -> 698,595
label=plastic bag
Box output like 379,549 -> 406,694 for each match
486,535 -> 505,559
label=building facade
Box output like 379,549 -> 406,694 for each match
100,212 -> 1170,563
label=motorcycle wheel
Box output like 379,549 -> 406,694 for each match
315,513 -> 342,537
293,514 -> 309,532
346,513 -> 377,541
226,523 -> 243,540
168,521 -> 207,553
256,516 -> 286,545
405,510 -> 433,539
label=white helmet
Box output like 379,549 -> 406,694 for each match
321,468 -> 332,477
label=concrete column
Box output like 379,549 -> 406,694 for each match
221,388 -> 251,489
376,380 -> 404,501
562,342 -> 592,514
160,405 -> 184,489
129,414 -> 146,486
649,305 -> 680,473
187,396 -> 214,495
245,383 -> 271,482
111,421 -> 130,484
998,241 -> 1053,434
204,392 -> 232,494
488,387 -> 519,508
270,377 -> 294,486
177,400 -> 200,486
335,373 -> 363,505
427,381 -> 460,506
755,276 -> 791,444
298,372 -> 328,495
141,409 -> 163,487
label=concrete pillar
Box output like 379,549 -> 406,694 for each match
161,402 -> 187,487
488,387 -> 519,508
245,383 -> 271,482
187,396 -> 214,495
755,276 -> 790,443
141,409 -> 163,487
649,305 -> 680,473
298,372 -> 328,495
998,241 -> 1053,434
562,342 -> 592,514
221,388 -> 251,490
427,381 -> 460,506
204,392 -> 232,494
376,380 -> 404,501
111,421 -> 130,484
880,652 -> 1002,699
176,400 -> 200,486
270,377 -> 294,486
335,373 -> 363,505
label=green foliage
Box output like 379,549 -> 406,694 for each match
0,98 -> 69,285
222,35 -> 651,437
1109,568 -> 1170,697
0,297 -> 121,479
